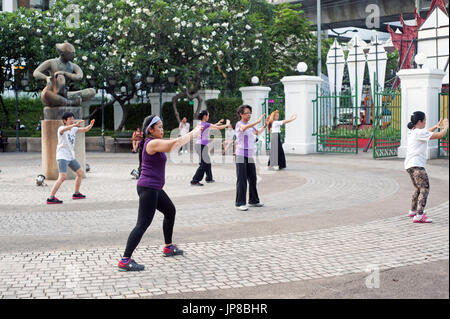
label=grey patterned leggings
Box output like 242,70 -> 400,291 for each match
406,167 -> 430,214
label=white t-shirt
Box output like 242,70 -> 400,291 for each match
179,122 -> 190,136
271,121 -> 283,133
225,128 -> 234,141
56,126 -> 79,161
404,128 -> 433,169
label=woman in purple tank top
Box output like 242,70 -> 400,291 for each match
118,115 -> 201,271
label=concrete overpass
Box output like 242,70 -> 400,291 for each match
270,0 -> 442,32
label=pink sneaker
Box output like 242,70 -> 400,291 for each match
408,210 -> 417,217
413,213 -> 432,223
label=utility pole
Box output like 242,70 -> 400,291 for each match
317,0 -> 322,77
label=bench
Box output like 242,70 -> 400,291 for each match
0,136 -> 8,152
113,132 -> 133,152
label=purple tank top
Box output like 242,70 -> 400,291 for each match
137,138 -> 167,190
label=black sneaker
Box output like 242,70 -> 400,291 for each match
73,192 -> 86,200
190,182 -> 204,186
47,197 -> 63,204
163,245 -> 184,257
118,259 -> 145,272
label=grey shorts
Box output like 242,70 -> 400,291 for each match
57,159 -> 81,173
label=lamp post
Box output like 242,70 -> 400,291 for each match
4,75 -> 26,152
146,75 -> 176,119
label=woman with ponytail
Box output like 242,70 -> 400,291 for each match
404,111 -> 448,223
190,110 -> 230,186
118,115 -> 201,271
266,110 -> 297,170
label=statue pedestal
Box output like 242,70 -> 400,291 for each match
41,107 -> 86,180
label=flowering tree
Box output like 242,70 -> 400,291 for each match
142,0 -> 265,122
0,8 -> 57,128
1,0 -> 327,130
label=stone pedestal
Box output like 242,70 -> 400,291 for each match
397,68 -> 445,159
281,75 -> 323,155
41,106 -> 86,180
239,86 -> 271,150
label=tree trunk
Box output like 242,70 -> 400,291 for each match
193,94 -> 203,120
171,91 -> 185,124
117,101 -> 128,131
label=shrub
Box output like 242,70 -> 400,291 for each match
0,97 -> 43,137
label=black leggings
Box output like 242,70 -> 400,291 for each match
123,186 -> 176,258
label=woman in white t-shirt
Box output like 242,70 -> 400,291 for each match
404,111 -> 448,223
178,117 -> 190,154
222,123 -> 235,155
267,110 -> 297,170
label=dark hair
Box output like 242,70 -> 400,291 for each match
198,110 -> 209,121
138,115 -> 158,171
407,111 -> 426,129
62,112 -> 75,121
237,105 -> 252,118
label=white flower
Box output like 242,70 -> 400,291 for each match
18,37 -> 24,41
211,31 -> 216,37
86,75 -> 92,79
89,65 -> 95,70
221,22 -> 229,28
68,32 -> 74,38
82,56 -> 88,61
75,39 -> 80,44
143,8 -> 151,16
245,25 -> 251,30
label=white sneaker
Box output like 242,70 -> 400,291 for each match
408,210 -> 417,217
236,205 -> 248,211
413,213 -> 432,223
248,202 -> 264,207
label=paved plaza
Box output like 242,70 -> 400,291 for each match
0,151 -> 448,299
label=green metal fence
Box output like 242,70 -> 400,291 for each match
438,92 -> 449,158
313,87 -> 359,154
261,97 -> 285,151
372,87 -> 401,158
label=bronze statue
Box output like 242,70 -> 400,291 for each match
33,42 -> 95,107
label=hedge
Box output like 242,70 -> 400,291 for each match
0,97 -> 43,137
89,102 -> 151,132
